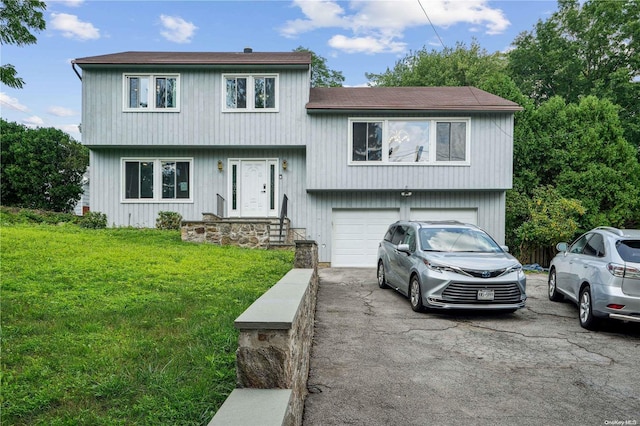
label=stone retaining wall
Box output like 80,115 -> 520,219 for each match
209,241 -> 318,426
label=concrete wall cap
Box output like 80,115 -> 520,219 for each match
208,389 -> 292,426
235,269 -> 313,330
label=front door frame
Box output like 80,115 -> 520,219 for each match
227,158 -> 279,218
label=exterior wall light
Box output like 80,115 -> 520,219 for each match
282,159 -> 288,170
217,160 -> 223,171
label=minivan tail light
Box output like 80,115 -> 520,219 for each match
607,263 -> 640,279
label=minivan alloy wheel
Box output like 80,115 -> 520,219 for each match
410,276 -> 423,312
377,261 -> 388,289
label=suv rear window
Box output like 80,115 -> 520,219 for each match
616,240 -> 640,263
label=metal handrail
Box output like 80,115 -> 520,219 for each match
216,193 -> 226,218
279,194 -> 288,242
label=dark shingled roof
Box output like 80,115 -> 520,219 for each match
306,87 -> 522,112
72,52 -> 520,112
73,51 -> 312,67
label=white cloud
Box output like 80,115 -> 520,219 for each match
0,92 -> 29,112
159,15 -> 197,44
329,34 -> 406,54
50,12 -> 100,40
281,1 -> 348,37
48,106 -> 76,117
23,116 -> 45,128
281,0 -> 510,53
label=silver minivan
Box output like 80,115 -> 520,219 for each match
548,227 -> 640,329
377,221 -> 527,312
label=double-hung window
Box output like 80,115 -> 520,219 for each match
349,118 -> 470,165
223,74 -> 278,111
123,158 -> 192,202
124,74 -> 179,111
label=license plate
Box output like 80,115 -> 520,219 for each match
477,289 -> 495,301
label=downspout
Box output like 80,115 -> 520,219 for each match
71,60 -> 82,136
71,60 -> 82,81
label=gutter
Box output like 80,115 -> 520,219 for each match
71,60 -> 82,81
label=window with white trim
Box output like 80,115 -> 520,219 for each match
124,74 -> 179,111
122,158 -> 192,201
223,74 -> 278,111
349,118 -> 470,164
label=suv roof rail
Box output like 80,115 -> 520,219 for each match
596,226 -> 624,236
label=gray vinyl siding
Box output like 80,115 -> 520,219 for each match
81,68 -> 310,147
90,148 -> 307,228
303,191 -> 506,263
81,59 -> 516,264
305,113 -> 514,191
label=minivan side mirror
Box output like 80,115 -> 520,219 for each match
501,245 -> 510,253
397,243 -> 411,254
556,242 -> 568,252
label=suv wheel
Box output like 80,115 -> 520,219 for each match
548,268 -> 564,301
579,286 -> 600,330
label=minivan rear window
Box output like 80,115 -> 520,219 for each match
391,226 -> 407,245
616,240 -> 640,263
384,226 -> 395,242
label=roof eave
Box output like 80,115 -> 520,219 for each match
73,62 -> 310,70
305,106 -> 523,114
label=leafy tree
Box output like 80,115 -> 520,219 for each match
1,119 -> 89,212
513,96 -> 640,231
508,0 -> 640,146
0,0 -> 46,88
366,40 -> 507,89
294,46 -> 345,87
513,185 -> 585,261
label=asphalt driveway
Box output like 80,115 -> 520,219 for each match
303,268 -> 640,426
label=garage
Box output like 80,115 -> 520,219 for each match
331,209 -> 400,267
409,208 -> 477,224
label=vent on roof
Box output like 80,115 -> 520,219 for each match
243,47 -> 253,53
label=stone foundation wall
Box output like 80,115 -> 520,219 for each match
181,220 -> 270,249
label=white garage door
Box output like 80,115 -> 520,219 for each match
410,208 -> 478,224
332,209 -> 400,267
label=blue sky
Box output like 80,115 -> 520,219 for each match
1,0 -> 558,141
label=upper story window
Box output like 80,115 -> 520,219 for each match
122,158 -> 192,202
124,74 -> 179,111
349,118 -> 470,165
223,74 -> 278,112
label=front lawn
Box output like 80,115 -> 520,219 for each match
0,224 -> 293,425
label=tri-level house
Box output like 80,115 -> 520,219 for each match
72,49 -> 521,267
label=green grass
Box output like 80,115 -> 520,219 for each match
1,222 -> 294,425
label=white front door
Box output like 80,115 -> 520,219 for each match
240,160 -> 268,217
228,159 -> 278,218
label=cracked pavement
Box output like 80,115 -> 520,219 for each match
303,268 -> 640,426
